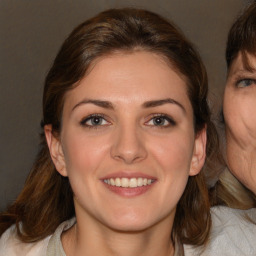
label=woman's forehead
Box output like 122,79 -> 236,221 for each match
62,51 -> 192,114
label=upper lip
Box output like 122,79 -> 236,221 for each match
100,171 -> 157,180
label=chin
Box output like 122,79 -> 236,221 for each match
107,219 -> 153,233
103,211 -> 156,232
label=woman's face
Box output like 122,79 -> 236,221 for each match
223,52 -> 256,194
46,51 -> 206,232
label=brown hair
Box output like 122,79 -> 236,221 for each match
226,1 -> 256,70
0,8 -> 220,248
212,2 -> 256,208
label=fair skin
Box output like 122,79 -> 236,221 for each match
45,51 -> 206,256
223,52 -> 256,195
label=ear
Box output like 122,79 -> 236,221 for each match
44,125 -> 68,177
189,126 -> 207,176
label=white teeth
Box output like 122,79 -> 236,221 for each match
122,178 -> 129,188
129,178 -> 137,188
103,177 -> 154,188
115,177 -> 121,187
137,178 -> 143,187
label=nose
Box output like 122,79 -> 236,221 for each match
110,123 -> 147,164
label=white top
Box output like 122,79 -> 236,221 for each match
0,206 -> 255,256
184,207 -> 256,256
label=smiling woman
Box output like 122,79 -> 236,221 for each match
0,8 -> 219,256
46,51 -> 199,237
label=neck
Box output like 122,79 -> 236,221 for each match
62,215 -> 175,256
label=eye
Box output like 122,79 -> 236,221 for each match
146,115 -> 176,127
236,78 -> 256,88
80,114 -> 110,127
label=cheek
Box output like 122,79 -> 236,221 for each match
61,133 -> 111,206
224,96 -> 256,144
149,131 -> 194,176
62,131 -> 110,176
149,135 -> 193,208
240,99 -> 256,136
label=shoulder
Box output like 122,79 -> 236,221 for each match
184,206 -> 256,256
47,217 -> 76,256
207,206 -> 256,255
210,205 -> 256,226
0,225 -> 50,256
0,218 -> 76,256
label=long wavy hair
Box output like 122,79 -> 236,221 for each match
0,8 -> 220,248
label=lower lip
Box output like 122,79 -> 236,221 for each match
102,182 -> 155,197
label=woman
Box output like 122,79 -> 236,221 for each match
0,8 -> 218,255
206,3 -> 256,255
213,2 -> 256,209
223,2 -> 256,200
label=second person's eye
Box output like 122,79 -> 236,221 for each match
236,78 -> 256,88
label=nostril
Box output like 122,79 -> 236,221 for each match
110,135 -> 147,164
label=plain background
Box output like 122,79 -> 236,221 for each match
0,0 -> 250,210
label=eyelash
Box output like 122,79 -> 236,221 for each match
235,77 -> 256,88
80,114 -> 110,129
145,114 -> 176,128
79,113 -> 176,129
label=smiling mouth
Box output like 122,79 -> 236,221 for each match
103,177 -> 155,188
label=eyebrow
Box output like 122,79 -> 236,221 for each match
229,68 -> 256,77
72,99 -> 114,111
142,98 -> 185,112
72,98 -> 185,112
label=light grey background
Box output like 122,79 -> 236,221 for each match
0,0 -> 249,210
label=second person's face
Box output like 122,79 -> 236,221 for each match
224,52 -> 256,194
47,51 -> 206,233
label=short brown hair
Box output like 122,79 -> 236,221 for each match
226,2 -> 256,70
0,8 -> 219,248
